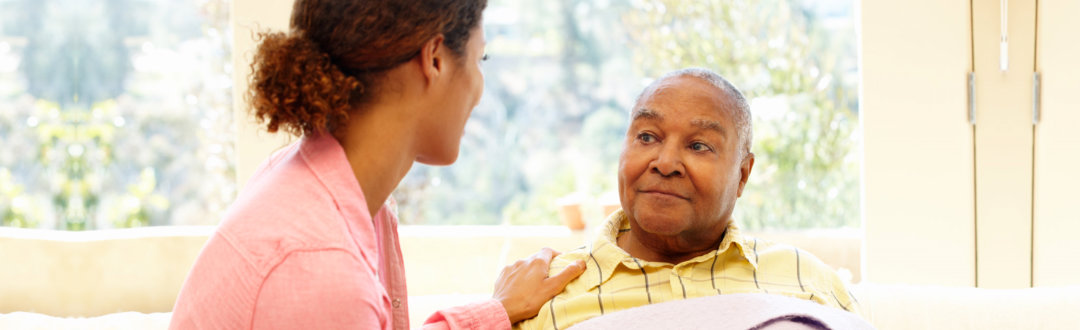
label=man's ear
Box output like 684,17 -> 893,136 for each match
736,152 -> 755,197
417,35 -> 446,87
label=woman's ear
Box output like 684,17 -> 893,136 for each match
417,35 -> 446,87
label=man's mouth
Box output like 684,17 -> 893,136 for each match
639,189 -> 689,200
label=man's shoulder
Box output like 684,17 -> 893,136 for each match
745,236 -> 830,269
742,235 -> 859,311
548,245 -> 591,273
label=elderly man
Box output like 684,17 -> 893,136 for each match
515,68 -> 860,330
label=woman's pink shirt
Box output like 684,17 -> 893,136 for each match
170,134 -> 510,330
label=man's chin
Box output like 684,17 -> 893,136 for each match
629,210 -> 692,236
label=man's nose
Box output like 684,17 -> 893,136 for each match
650,143 -> 684,177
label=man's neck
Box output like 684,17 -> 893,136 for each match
615,228 -> 727,265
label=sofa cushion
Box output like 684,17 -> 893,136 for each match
853,283 -> 1080,329
0,312 -> 171,330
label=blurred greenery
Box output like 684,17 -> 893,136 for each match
393,0 -> 859,230
0,0 -> 235,230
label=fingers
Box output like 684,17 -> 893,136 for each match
543,260 -> 586,294
533,247 -> 559,261
492,248 -> 587,323
525,248 -> 561,275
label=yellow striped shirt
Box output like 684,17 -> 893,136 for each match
515,210 -> 860,330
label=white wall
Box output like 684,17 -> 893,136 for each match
1032,0 -> 1080,287
231,0 -> 294,189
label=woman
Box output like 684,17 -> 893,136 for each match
169,0 -> 585,329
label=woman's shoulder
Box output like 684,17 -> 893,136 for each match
215,173 -> 359,270
226,137 -> 348,224
212,134 -> 378,273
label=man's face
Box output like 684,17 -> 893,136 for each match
617,76 -> 753,253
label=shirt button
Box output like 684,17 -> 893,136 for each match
392,298 -> 402,308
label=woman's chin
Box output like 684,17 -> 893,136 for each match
415,148 -> 460,166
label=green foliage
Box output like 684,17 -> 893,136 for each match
0,168 -> 35,228
393,0 -> 639,226
0,0 -> 235,230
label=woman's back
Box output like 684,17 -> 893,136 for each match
171,134 -> 401,329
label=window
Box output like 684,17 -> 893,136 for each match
393,0 -> 859,229
0,0 -> 234,229
0,0 -> 857,231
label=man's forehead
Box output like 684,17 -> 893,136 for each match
630,106 -> 729,136
631,89 -> 735,123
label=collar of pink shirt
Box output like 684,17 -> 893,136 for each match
298,133 -> 411,328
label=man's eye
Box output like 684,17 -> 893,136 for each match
638,133 -> 655,143
691,142 -> 712,152
481,54 -> 490,61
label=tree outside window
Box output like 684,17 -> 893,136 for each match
0,0 -> 234,230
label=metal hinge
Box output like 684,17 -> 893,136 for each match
968,72 -> 977,125
1032,72 -> 1041,125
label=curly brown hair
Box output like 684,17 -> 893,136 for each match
248,0 -> 488,136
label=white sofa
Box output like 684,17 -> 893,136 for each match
2,227 -> 1078,329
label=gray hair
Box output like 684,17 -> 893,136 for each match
634,68 -> 753,155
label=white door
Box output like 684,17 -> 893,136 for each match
862,0 -> 977,286
972,0 -> 1037,289
1032,0 -> 1080,287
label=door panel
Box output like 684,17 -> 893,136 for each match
1033,0 -> 1080,287
972,0 -> 1037,289
862,0 -> 976,286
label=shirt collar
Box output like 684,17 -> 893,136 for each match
297,133 -> 382,259
587,210 -> 758,287
298,133 -> 371,217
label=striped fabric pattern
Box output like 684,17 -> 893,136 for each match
514,210 -> 860,330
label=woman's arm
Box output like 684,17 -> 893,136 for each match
422,248 -> 586,329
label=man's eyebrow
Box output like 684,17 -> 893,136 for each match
631,108 -> 662,121
691,119 -> 727,136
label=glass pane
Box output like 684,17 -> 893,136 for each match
0,0 -> 234,229
393,0 -> 859,230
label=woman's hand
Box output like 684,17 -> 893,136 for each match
492,247 -> 586,324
